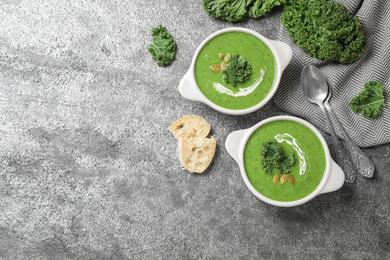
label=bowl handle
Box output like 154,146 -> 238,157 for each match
268,40 -> 293,72
178,71 -> 204,102
225,129 -> 247,163
320,159 -> 345,194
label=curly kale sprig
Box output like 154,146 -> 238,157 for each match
349,81 -> 386,118
202,0 -> 284,23
281,0 -> 367,63
262,140 -> 296,185
261,140 -> 283,174
277,153 -> 295,175
223,55 -> 252,86
262,140 -> 295,174
148,25 -> 177,66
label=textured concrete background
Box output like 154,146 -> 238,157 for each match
1,1 -> 389,259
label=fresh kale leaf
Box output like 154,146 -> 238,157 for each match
202,0 -> 248,22
148,25 -> 177,66
248,0 -> 284,19
349,81 -> 386,118
223,54 -> 252,86
202,0 -> 283,22
281,0 -> 367,63
262,140 -> 295,175
202,0 -> 229,21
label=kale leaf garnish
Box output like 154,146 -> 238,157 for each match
148,25 -> 177,66
262,140 -> 295,175
223,55 -> 252,86
261,140 -> 283,174
349,81 -> 386,118
277,152 -> 295,174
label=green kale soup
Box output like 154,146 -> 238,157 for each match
194,32 -> 276,110
244,120 -> 327,202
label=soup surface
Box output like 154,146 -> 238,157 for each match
244,120 -> 327,202
194,32 -> 276,110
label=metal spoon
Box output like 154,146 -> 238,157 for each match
302,65 -> 357,183
324,84 -> 375,179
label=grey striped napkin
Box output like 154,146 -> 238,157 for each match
274,0 -> 390,148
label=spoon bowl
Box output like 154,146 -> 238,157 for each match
302,65 -> 329,104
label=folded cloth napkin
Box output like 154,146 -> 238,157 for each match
274,0 -> 390,148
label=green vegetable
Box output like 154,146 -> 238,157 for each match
261,140 -> 282,174
277,153 -> 295,174
148,25 -> 177,66
349,81 -> 386,118
261,140 -> 295,174
281,0 -> 367,63
202,0 -> 284,22
248,0 -> 284,19
223,54 -> 252,86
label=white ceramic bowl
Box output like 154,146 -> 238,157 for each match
178,27 -> 293,115
225,115 -> 345,207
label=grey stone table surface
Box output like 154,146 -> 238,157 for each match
1,1 -> 389,259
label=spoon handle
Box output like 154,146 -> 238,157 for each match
319,104 -> 357,183
324,101 -> 374,178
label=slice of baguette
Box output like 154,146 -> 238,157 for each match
177,136 -> 216,173
168,115 -> 210,139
